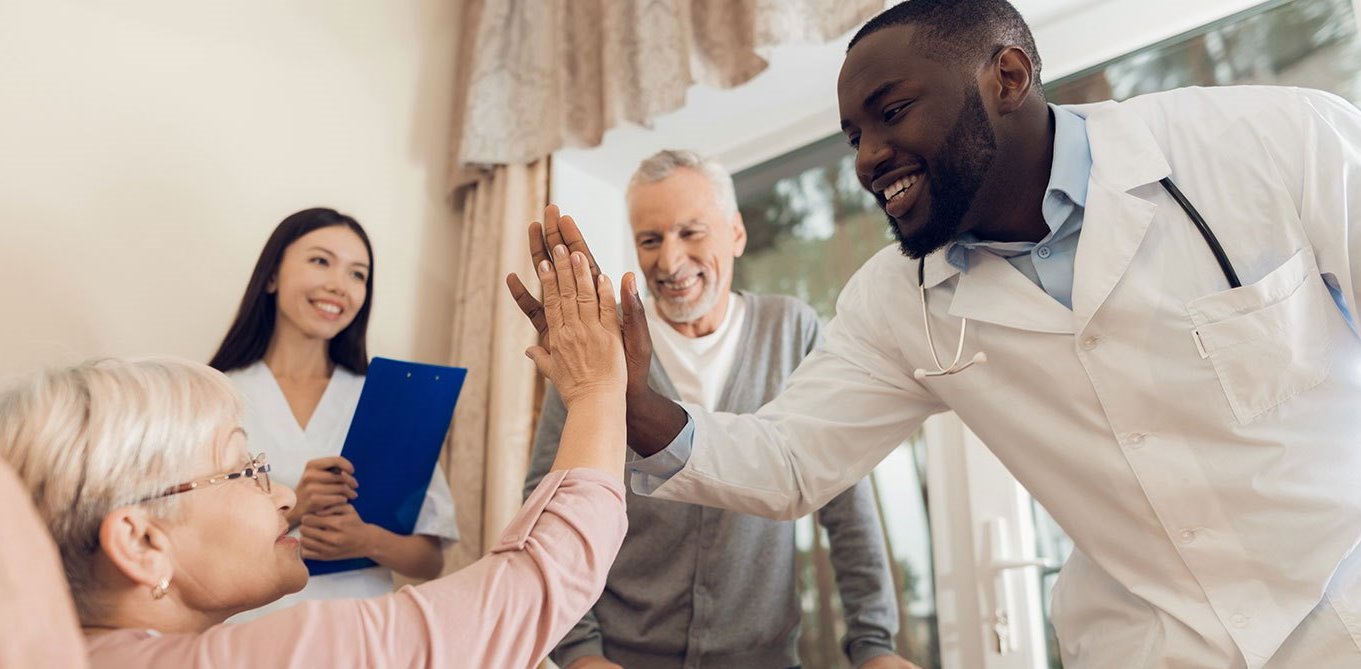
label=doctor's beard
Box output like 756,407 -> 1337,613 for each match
891,85 -> 999,259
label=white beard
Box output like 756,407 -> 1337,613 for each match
655,275 -> 721,324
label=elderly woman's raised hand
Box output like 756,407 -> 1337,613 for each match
523,243 -> 626,408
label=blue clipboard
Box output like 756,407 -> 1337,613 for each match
305,357 -> 467,576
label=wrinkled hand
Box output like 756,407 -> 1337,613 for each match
565,656 -> 625,669
506,205 -> 602,347
288,456 -> 358,526
859,655 -> 922,669
299,504 -> 374,561
521,243 -> 626,408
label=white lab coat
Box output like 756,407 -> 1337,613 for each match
227,361 -> 458,622
647,86 -> 1361,668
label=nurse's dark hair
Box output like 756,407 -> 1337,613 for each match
209,208 -> 374,375
849,0 -> 1043,93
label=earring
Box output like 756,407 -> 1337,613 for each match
151,576 -> 171,600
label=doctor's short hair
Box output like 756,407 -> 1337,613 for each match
850,0 -> 1043,89
0,357 -> 242,621
627,149 -> 739,220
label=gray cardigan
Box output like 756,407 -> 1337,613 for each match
524,292 -> 900,669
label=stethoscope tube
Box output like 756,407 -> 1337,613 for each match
1157,177 -> 1242,289
913,177 -> 1240,378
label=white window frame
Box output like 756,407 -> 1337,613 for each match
922,414 -> 1052,669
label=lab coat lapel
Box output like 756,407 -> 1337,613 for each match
948,251 -> 1076,334
1072,183 -> 1157,330
1069,101 -> 1172,330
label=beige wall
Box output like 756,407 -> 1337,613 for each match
0,0 -> 462,382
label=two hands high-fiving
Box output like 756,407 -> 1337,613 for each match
505,206 -> 689,457
505,205 -> 654,403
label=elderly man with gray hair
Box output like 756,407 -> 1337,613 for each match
524,150 -> 916,669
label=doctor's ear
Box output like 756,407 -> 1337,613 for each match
988,46 -> 1038,115
97,506 -> 175,592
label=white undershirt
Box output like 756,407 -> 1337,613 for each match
645,293 -> 747,411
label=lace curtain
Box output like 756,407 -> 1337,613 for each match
450,0 -> 882,176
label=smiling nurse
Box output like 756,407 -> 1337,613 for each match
209,208 -> 458,620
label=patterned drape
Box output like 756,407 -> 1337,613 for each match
443,159 -> 548,569
450,0 -> 883,176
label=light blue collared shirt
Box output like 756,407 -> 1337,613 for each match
949,104 -> 1092,308
629,105 -> 1094,492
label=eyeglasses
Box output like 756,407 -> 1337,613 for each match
140,452 -> 272,502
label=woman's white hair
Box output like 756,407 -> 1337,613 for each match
0,357 -> 242,620
627,149 -> 739,219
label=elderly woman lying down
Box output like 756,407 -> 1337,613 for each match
0,248 -> 627,668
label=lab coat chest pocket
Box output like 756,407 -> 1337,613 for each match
1186,248 -> 1333,424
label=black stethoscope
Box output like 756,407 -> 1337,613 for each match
913,177 -> 1240,379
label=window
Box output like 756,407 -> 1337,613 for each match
1049,0 -> 1360,106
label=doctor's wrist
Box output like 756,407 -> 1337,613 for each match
625,386 -> 686,457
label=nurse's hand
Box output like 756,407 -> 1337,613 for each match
298,504 -> 374,561
287,456 -> 358,527
523,246 -> 625,408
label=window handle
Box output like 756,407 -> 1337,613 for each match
983,518 -> 1057,656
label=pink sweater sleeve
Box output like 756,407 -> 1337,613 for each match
86,468 -> 627,669
0,459 -> 88,669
